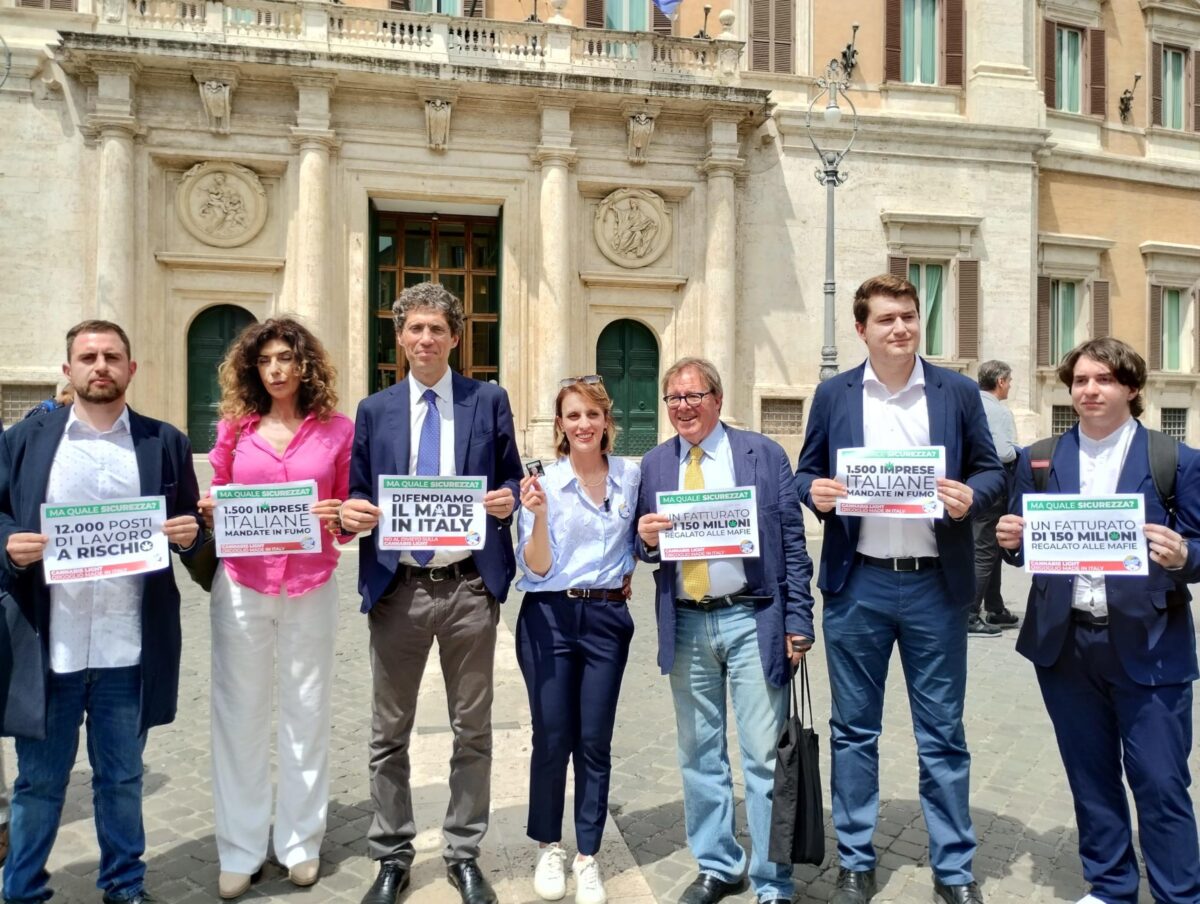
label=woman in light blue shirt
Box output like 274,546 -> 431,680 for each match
516,376 -> 639,904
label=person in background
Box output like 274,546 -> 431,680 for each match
516,375 -> 638,904
22,384 -> 74,420
198,317 -> 353,899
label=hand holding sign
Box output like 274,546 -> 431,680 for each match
377,476 -> 487,551
1144,523 -> 1190,570
655,488 -> 760,561
1021,494 -> 1148,575
836,447 -> 946,518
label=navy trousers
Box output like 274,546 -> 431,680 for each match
1036,621 -> 1200,904
515,591 -> 633,855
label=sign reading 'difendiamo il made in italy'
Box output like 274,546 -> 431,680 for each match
212,480 -> 321,557
40,496 -> 169,584
835,446 -> 946,518
377,476 -> 487,551
655,487 -> 760,561
1021,494 -> 1148,576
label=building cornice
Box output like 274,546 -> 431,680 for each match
1039,143 -> 1200,190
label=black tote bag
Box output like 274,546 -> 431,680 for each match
768,657 -> 825,865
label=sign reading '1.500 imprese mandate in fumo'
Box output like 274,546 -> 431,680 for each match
40,496 -> 169,585
655,487 -> 760,561
1021,494 -> 1149,576
212,480 -> 322,557
377,475 -> 487,551
835,446 -> 946,519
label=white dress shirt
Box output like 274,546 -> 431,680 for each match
46,406 -> 142,673
674,424 -> 748,600
856,358 -> 939,559
1072,417 -> 1137,617
404,369 -> 468,567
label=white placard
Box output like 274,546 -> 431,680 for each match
835,446 -> 946,518
41,496 -> 169,584
655,487 -> 759,561
377,475 -> 487,551
212,480 -> 322,557
1022,493 -> 1148,576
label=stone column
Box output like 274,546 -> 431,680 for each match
530,98 -> 576,454
700,110 -> 744,423
290,76 -> 337,335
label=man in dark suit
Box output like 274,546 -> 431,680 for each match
795,275 -> 1004,904
0,320 -> 201,904
635,356 -> 814,904
997,337 -> 1200,903
339,283 -> 523,904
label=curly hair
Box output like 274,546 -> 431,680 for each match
216,316 -> 339,422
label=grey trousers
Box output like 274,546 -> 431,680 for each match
367,571 -> 498,865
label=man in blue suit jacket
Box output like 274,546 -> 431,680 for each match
635,357 -> 814,904
339,283 -> 523,904
997,338 -> 1200,904
795,275 -> 1004,904
0,320 -> 201,904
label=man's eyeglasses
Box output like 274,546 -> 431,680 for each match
559,374 -> 604,388
662,390 -> 715,409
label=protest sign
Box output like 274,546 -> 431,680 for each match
41,496 -> 169,584
377,475 -> 487,551
1021,493 -> 1148,576
835,446 -> 946,518
212,480 -> 321,557
655,487 -> 759,561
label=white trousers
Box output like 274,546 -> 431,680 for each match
210,565 -> 339,872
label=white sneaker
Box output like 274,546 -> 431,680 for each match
572,855 -> 607,904
1076,896 -> 1107,904
534,843 -> 568,901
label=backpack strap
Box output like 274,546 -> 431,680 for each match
1027,435 -> 1059,494
1145,428 -> 1179,520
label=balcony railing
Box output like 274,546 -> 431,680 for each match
101,0 -> 744,84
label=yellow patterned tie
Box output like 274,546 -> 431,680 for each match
681,446 -> 711,601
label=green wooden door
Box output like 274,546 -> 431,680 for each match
596,319 -> 659,456
187,305 -> 256,451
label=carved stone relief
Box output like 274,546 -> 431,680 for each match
176,161 -> 268,248
626,112 -> 656,164
425,98 -> 452,151
198,80 -> 233,135
593,188 -> 672,269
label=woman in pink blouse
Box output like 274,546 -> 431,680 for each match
198,318 -> 353,899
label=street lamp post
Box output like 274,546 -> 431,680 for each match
806,37 -> 860,382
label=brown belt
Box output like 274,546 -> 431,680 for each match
566,588 -> 627,602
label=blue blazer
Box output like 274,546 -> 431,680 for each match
1006,422 -> 1200,686
0,406 -> 202,739
349,371 -> 524,610
634,425 -> 815,689
794,359 -> 1006,601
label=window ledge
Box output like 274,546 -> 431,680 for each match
1047,109 -> 1103,148
1146,126 -> 1200,163
879,82 -> 962,117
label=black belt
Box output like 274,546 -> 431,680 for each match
386,558 -> 478,593
675,592 -> 766,612
1071,609 -> 1109,627
857,553 -> 941,573
565,588 -> 627,603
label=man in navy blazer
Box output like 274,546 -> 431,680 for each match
795,275 -> 1004,904
0,320 -> 201,904
636,357 -> 814,904
339,283 -> 522,904
997,338 -> 1200,904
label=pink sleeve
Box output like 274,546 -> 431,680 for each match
333,415 -> 353,502
208,418 -> 238,486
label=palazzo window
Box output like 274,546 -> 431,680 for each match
1042,19 -> 1106,117
908,262 -> 946,358
1036,233 -> 1113,367
1050,279 -> 1080,365
884,0 -> 965,88
1149,285 -> 1197,373
902,0 -> 938,85
748,0 -> 793,74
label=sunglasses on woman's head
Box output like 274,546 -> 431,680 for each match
558,374 -> 604,388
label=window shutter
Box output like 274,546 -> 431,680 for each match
1088,28 -> 1106,117
1044,19 -> 1057,109
884,0 -> 902,82
1193,50 -> 1200,132
652,3 -> 671,34
1149,285 -> 1163,371
888,255 -> 910,280
750,0 -> 770,72
773,0 -> 793,75
586,0 -> 604,29
1152,42 -> 1163,126
389,0 -> 411,9
1092,279 -> 1109,338
48,0 -> 75,8
957,259 -> 979,359
944,0 -> 965,88
464,0 -> 484,16
1036,276 -> 1052,366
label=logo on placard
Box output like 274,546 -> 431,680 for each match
467,532 -> 482,547
1123,555 -> 1141,572
740,540 -> 756,555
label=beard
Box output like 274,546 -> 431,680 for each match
76,379 -> 125,403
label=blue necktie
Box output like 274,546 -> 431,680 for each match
414,388 -> 440,566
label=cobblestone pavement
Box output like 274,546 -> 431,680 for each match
4,547 -> 1196,904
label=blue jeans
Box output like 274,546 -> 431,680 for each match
823,566 -> 976,884
3,666 -> 148,904
669,605 -> 791,901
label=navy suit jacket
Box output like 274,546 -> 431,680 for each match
634,425 -> 814,689
1006,422 -> 1200,686
0,406 -> 201,739
349,371 -> 524,610
794,358 -> 1006,601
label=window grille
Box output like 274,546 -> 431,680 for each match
1161,408 -> 1187,442
1051,405 -> 1076,436
761,398 -> 805,436
1,383 -> 57,425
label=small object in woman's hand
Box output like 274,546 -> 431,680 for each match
526,460 -> 545,478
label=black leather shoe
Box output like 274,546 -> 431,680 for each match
678,873 -> 748,904
447,859 -> 497,904
361,859 -> 411,904
831,868 -> 878,904
933,880 -> 984,904
102,893 -> 157,904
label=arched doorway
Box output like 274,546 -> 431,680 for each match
596,319 -> 659,456
187,305 -> 256,451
